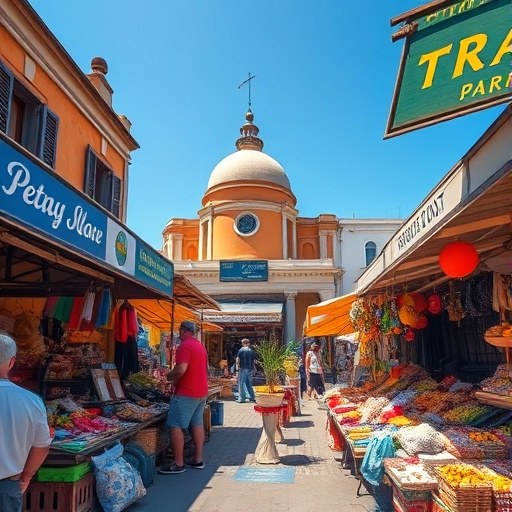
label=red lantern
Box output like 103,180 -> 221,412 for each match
416,314 -> 428,329
428,294 -> 442,314
410,293 -> 428,313
439,241 -> 479,278
404,329 -> 415,342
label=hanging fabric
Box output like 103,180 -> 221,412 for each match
95,289 -> 112,329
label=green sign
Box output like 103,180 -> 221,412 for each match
135,240 -> 174,296
385,0 -> 511,138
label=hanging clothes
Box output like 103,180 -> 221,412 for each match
95,289 -> 112,329
68,296 -> 86,330
53,296 -> 74,323
114,301 -> 140,380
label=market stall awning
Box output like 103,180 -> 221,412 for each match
304,293 -> 357,337
131,299 -> 223,333
203,301 -> 283,324
356,105 -> 512,297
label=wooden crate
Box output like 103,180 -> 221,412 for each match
23,473 -> 94,512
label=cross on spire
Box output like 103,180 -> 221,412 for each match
238,72 -> 256,108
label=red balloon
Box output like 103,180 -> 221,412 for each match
439,241 -> 479,278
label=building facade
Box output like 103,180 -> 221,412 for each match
162,108 -> 401,365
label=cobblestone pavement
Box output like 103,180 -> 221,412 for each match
127,397 -> 379,512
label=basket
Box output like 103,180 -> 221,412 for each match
431,493 -> 456,512
435,478 -> 492,512
24,473 -> 94,512
132,424 -> 169,455
255,392 -> 284,407
494,490 -> 512,512
37,462 -> 92,482
392,484 -> 431,512
393,483 -> 432,502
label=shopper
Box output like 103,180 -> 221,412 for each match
235,338 -> 256,403
0,332 -> 52,511
305,341 -> 325,399
159,321 -> 208,474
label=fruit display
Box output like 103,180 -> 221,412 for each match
435,463 -> 490,486
442,426 -> 509,459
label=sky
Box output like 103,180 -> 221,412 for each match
29,0 -> 507,250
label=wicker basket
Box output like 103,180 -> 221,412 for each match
255,392 -> 284,407
495,490 -> 512,512
436,480 -> 492,512
132,425 -> 169,455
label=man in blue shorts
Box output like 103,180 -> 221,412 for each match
159,321 -> 208,474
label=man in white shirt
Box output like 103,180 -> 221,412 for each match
0,332 -> 52,511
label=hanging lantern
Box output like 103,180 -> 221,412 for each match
428,294 -> 442,314
404,329 -> 415,342
439,241 -> 479,278
416,314 -> 428,329
410,293 -> 428,313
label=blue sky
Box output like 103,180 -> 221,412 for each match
30,0 -> 506,250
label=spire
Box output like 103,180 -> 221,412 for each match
235,109 -> 264,151
236,73 -> 263,151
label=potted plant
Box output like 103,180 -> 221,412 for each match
254,340 -> 297,406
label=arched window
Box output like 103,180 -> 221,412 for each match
365,241 -> 377,266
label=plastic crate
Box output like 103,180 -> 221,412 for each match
23,472 -> 94,512
37,462 -> 92,482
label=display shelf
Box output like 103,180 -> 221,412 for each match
474,390 -> 512,410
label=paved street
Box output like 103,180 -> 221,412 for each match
127,397 -> 379,512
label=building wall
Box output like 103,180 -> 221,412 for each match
337,219 -> 403,295
0,2 -> 137,220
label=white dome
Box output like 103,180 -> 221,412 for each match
207,150 -> 291,190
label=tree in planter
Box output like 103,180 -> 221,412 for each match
255,340 -> 298,393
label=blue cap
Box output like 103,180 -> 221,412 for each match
180,321 -> 197,333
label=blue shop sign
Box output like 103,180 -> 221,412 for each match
220,260 -> 268,282
0,139 -> 106,259
0,139 -> 173,296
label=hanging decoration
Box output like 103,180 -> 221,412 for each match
439,241 -> 479,278
416,314 -> 428,330
427,294 -> 442,314
410,293 -> 428,313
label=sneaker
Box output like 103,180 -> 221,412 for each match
188,460 -> 205,469
249,399 -> 256,403
235,400 -> 243,403
158,464 -> 186,474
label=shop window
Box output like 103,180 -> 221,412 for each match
365,241 -> 377,266
0,60 -> 59,168
84,145 -> 122,218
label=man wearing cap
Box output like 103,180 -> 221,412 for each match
159,321 -> 208,474
0,332 -> 52,511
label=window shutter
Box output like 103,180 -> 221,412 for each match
0,62 -> 13,134
38,106 -> 59,168
84,146 -> 97,198
112,176 -> 122,218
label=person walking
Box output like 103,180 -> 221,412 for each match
159,321 -> 208,474
0,332 -> 52,511
235,338 -> 256,403
305,341 -> 325,399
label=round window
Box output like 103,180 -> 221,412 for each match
235,213 -> 259,236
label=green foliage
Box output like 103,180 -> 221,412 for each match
255,340 -> 299,392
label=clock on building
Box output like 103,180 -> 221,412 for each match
235,213 -> 259,236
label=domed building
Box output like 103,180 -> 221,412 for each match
162,108 -> 342,366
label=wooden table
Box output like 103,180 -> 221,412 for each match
328,411 -> 370,496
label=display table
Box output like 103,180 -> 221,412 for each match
45,412 -> 168,465
254,404 -> 286,464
